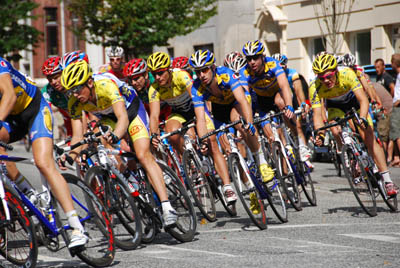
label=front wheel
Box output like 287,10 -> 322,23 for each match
182,150 -> 216,222
299,161 -> 317,206
158,161 -> 197,242
340,146 -> 377,217
228,153 -> 267,230
0,185 -> 38,268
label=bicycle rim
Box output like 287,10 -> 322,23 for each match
264,177 -> 288,223
340,146 -> 377,217
62,173 -> 115,266
182,150 -> 217,222
84,166 -> 142,250
0,187 -> 38,268
159,162 -> 197,242
272,142 -> 302,211
300,161 -> 317,206
228,153 -> 267,230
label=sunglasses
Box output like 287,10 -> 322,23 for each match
129,75 -> 143,82
318,71 -> 336,81
195,67 -> 211,75
151,68 -> 168,77
246,55 -> 262,62
66,83 -> 86,97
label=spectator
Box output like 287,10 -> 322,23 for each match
375,58 -> 395,96
389,54 -> 400,167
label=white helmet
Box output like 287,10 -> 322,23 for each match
106,46 -> 124,58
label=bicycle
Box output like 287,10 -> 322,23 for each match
201,118 -> 288,229
55,129 -> 143,250
0,141 -> 115,267
315,108 -> 398,217
160,121 -> 237,223
267,109 -> 317,210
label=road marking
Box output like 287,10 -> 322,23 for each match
339,233 -> 400,243
199,222 -> 400,233
157,245 -> 237,257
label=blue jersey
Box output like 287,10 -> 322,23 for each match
284,68 -> 300,90
239,57 -> 284,97
191,66 -> 241,108
0,57 -> 37,115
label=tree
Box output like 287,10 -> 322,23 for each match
0,0 -> 42,59
67,0 -> 218,58
313,0 -> 355,54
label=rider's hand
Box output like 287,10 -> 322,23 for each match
314,132 -> 325,147
56,154 -> 69,171
284,105 -> 294,119
150,133 -> 160,149
244,122 -> 256,136
200,140 -> 209,154
106,132 -> 120,144
359,117 -> 369,129
301,102 -> 310,118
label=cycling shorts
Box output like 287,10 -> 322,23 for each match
327,107 -> 373,127
211,92 -> 252,124
4,88 -> 53,143
167,107 -> 195,124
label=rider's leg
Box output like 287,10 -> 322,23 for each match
165,119 -> 185,155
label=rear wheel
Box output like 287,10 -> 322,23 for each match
0,186 -> 38,268
299,161 -> 317,206
340,146 -> 377,217
228,153 -> 267,230
182,150 -> 217,222
264,177 -> 288,223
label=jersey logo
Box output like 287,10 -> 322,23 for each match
43,106 -> 53,133
129,124 -> 144,136
0,61 -> 6,67
232,74 -> 239,79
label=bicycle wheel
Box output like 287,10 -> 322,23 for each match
208,174 -> 237,217
376,176 -> 398,212
0,186 -> 38,268
158,162 -> 197,242
340,145 -> 377,217
272,142 -> 302,211
299,160 -> 317,206
182,150 -> 217,222
329,140 -> 341,177
263,177 -> 288,223
61,173 -> 115,267
228,153 -> 267,230
84,166 -> 142,250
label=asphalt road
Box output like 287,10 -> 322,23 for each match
1,144 -> 400,268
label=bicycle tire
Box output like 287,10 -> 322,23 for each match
0,185 -> 38,268
272,142 -> 302,211
340,145 -> 377,217
158,161 -> 197,242
228,153 -> 267,230
299,160 -> 317,206
60,173 -> 115,267
84,166 -> 142,250
182,150 -> 217,222
376,176 -> 398,212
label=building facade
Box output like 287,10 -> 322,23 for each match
159,0 -> 400,81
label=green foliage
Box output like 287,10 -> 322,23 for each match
0,0 -> 42,58
67,0 -> 218,58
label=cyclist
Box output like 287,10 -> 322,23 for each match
171,56 -> 196,79
271,53 -> 312,163
0,56 -> 88,248
147,52 -> 195,156
239,40 -> 295,148
41,56 -> 72,137
123,58 -> 171,121
61,60 -> 178,226
98,46 -> 125,80
310,54 -> 398,196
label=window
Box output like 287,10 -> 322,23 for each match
313,37 -> 326,57
393,25 -> 400,54
355,32 -> 371,66
45,8 -> 58,57
193,44 -> 214,53
71,14 -> 80,51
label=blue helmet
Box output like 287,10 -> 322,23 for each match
189,50 -> 215,70
271,53 -> 288,66
242,40 -> 265,57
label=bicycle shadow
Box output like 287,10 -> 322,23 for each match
324,206 -> 388,217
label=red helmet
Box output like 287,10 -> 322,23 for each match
172,56 -> 189,69
42,56 -> 62,76
61,50 -> 89,70
123,58 -> 147,77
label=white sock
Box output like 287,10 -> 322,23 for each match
66,210 -> 84,232
161,201 -> 173,213
253,146 -> 267,165
298,137 -> 305,147
380,171 -> 392,183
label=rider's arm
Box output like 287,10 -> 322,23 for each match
69,118 -> 85,160
194,105 -> 208,139
233,86 -> 253,124
277,74 -> 293,107
111,101 -> 129,139
0,73 -> 17,120
353,87 -> 370,119
292,79 -> 306,107
359,74 -> 379,104
312,106 -> 325,133
149,100 -> 161,135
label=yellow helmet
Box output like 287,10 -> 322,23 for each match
312,54 -> 337,74
61,60 -> 92,90
147,52 -> 171,71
